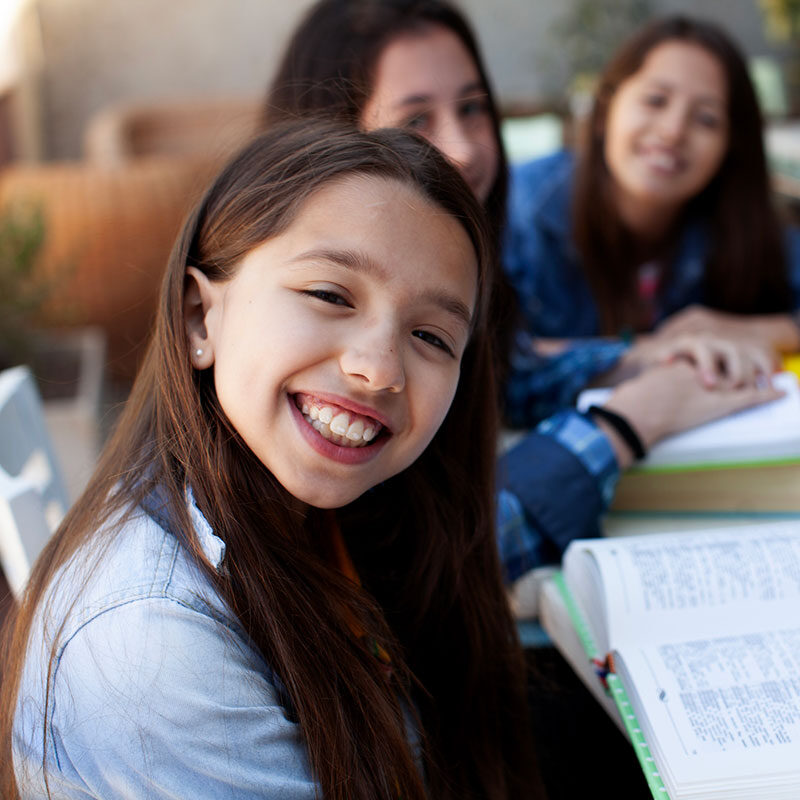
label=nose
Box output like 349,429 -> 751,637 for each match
339,324 -> 406,393
430,113 -> 478,179
656,102 -> 690,144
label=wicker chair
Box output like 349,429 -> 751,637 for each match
0,154 -> 222,383
83,97 -> 261,166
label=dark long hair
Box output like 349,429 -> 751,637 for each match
264,0 -> 518,386
0,121 -> 539,799
573,15 -> 792,335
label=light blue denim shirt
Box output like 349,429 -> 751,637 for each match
14,493 -> 319,799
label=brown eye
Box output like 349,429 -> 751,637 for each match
413,329 -> 455,357
304,289 -> 351,307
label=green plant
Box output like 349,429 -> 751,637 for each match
760,0 -> 800,41
0,203 -> 50,369
539,0 -> 653,96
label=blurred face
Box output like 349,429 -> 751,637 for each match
361,25 -> 500,204
185,175 -> 477,509
603,40 -> 729,228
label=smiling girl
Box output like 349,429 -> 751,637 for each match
0,121 -> 540,799
504,15 -> 800,358
262,2 -> 785,580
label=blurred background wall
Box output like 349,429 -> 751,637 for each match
6,0 -> 795,161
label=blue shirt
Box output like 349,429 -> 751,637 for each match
494,151 -> 639,579
497,410 -> 619,583
504,327 -> 628,427
14,493 -> 319,799
502,149 -> 800,339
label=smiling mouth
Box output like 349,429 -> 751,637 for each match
294,393 -> 386,449
640,147 -> 684,174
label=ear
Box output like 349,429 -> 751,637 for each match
184,266 -> 221,370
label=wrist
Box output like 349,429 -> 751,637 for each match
587,405 -> 647,465
591,416 -> 635,470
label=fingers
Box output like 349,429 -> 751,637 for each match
658,334 -> 775,389
712,381 -> 785,418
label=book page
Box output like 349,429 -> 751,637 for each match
564,521 -> 800,648
577,371 -> 800,467
615,628 -> 800,790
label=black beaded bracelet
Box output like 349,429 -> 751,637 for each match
587,405 -> 647,461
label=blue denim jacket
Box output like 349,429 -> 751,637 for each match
503,150 -> 800,339
14,494 -> 318,799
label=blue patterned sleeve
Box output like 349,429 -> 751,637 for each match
504,330 -> 629,427
496,410 -> 620,583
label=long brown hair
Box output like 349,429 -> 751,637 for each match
1,121 -> 539,799
574,15 -> 792,335
263,0 -> 518,387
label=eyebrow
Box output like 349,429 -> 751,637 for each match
395,80 -> 486,109
645,79 -> 725,107
289,247 -> 474,327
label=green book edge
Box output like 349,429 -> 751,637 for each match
552,572 -> 670,800
627,456 -> 800,475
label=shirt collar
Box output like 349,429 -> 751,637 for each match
139,483 -> 227,571
186,487 -> 226,570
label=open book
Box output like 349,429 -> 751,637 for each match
540,520 -> 800,800
577,371 -> 800,512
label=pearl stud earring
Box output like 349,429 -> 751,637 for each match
195,348 -> 203,357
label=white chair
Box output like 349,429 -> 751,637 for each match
0,467 -> 54,598
0,366 -> 69,598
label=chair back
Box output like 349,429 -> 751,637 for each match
0,366 -> 69,597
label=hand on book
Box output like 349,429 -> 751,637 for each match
618,330 -> 777,388
599,361 -> 784,468
650,333 -> 777,389
655,303 -> 800,355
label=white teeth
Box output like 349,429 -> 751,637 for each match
346,420 -> 364,441
647,151 -> 678,171
330,412 -> 350,436
296,394 -> 382,448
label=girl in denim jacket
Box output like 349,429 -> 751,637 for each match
504,16 -> 800,372
1,121 -> 541,799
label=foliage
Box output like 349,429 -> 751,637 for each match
539,0 -> 653,95
0,203 -> 50,369
760,0 -> 800,41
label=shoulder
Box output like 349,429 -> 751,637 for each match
507,149 -> 575,224
502,150 -> 578,285
43,506 -> 234,640
15,510 -> 316,798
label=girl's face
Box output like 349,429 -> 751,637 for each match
603,40 -> 729,221
360,25 -> 499,204
185,174 -> 477,510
